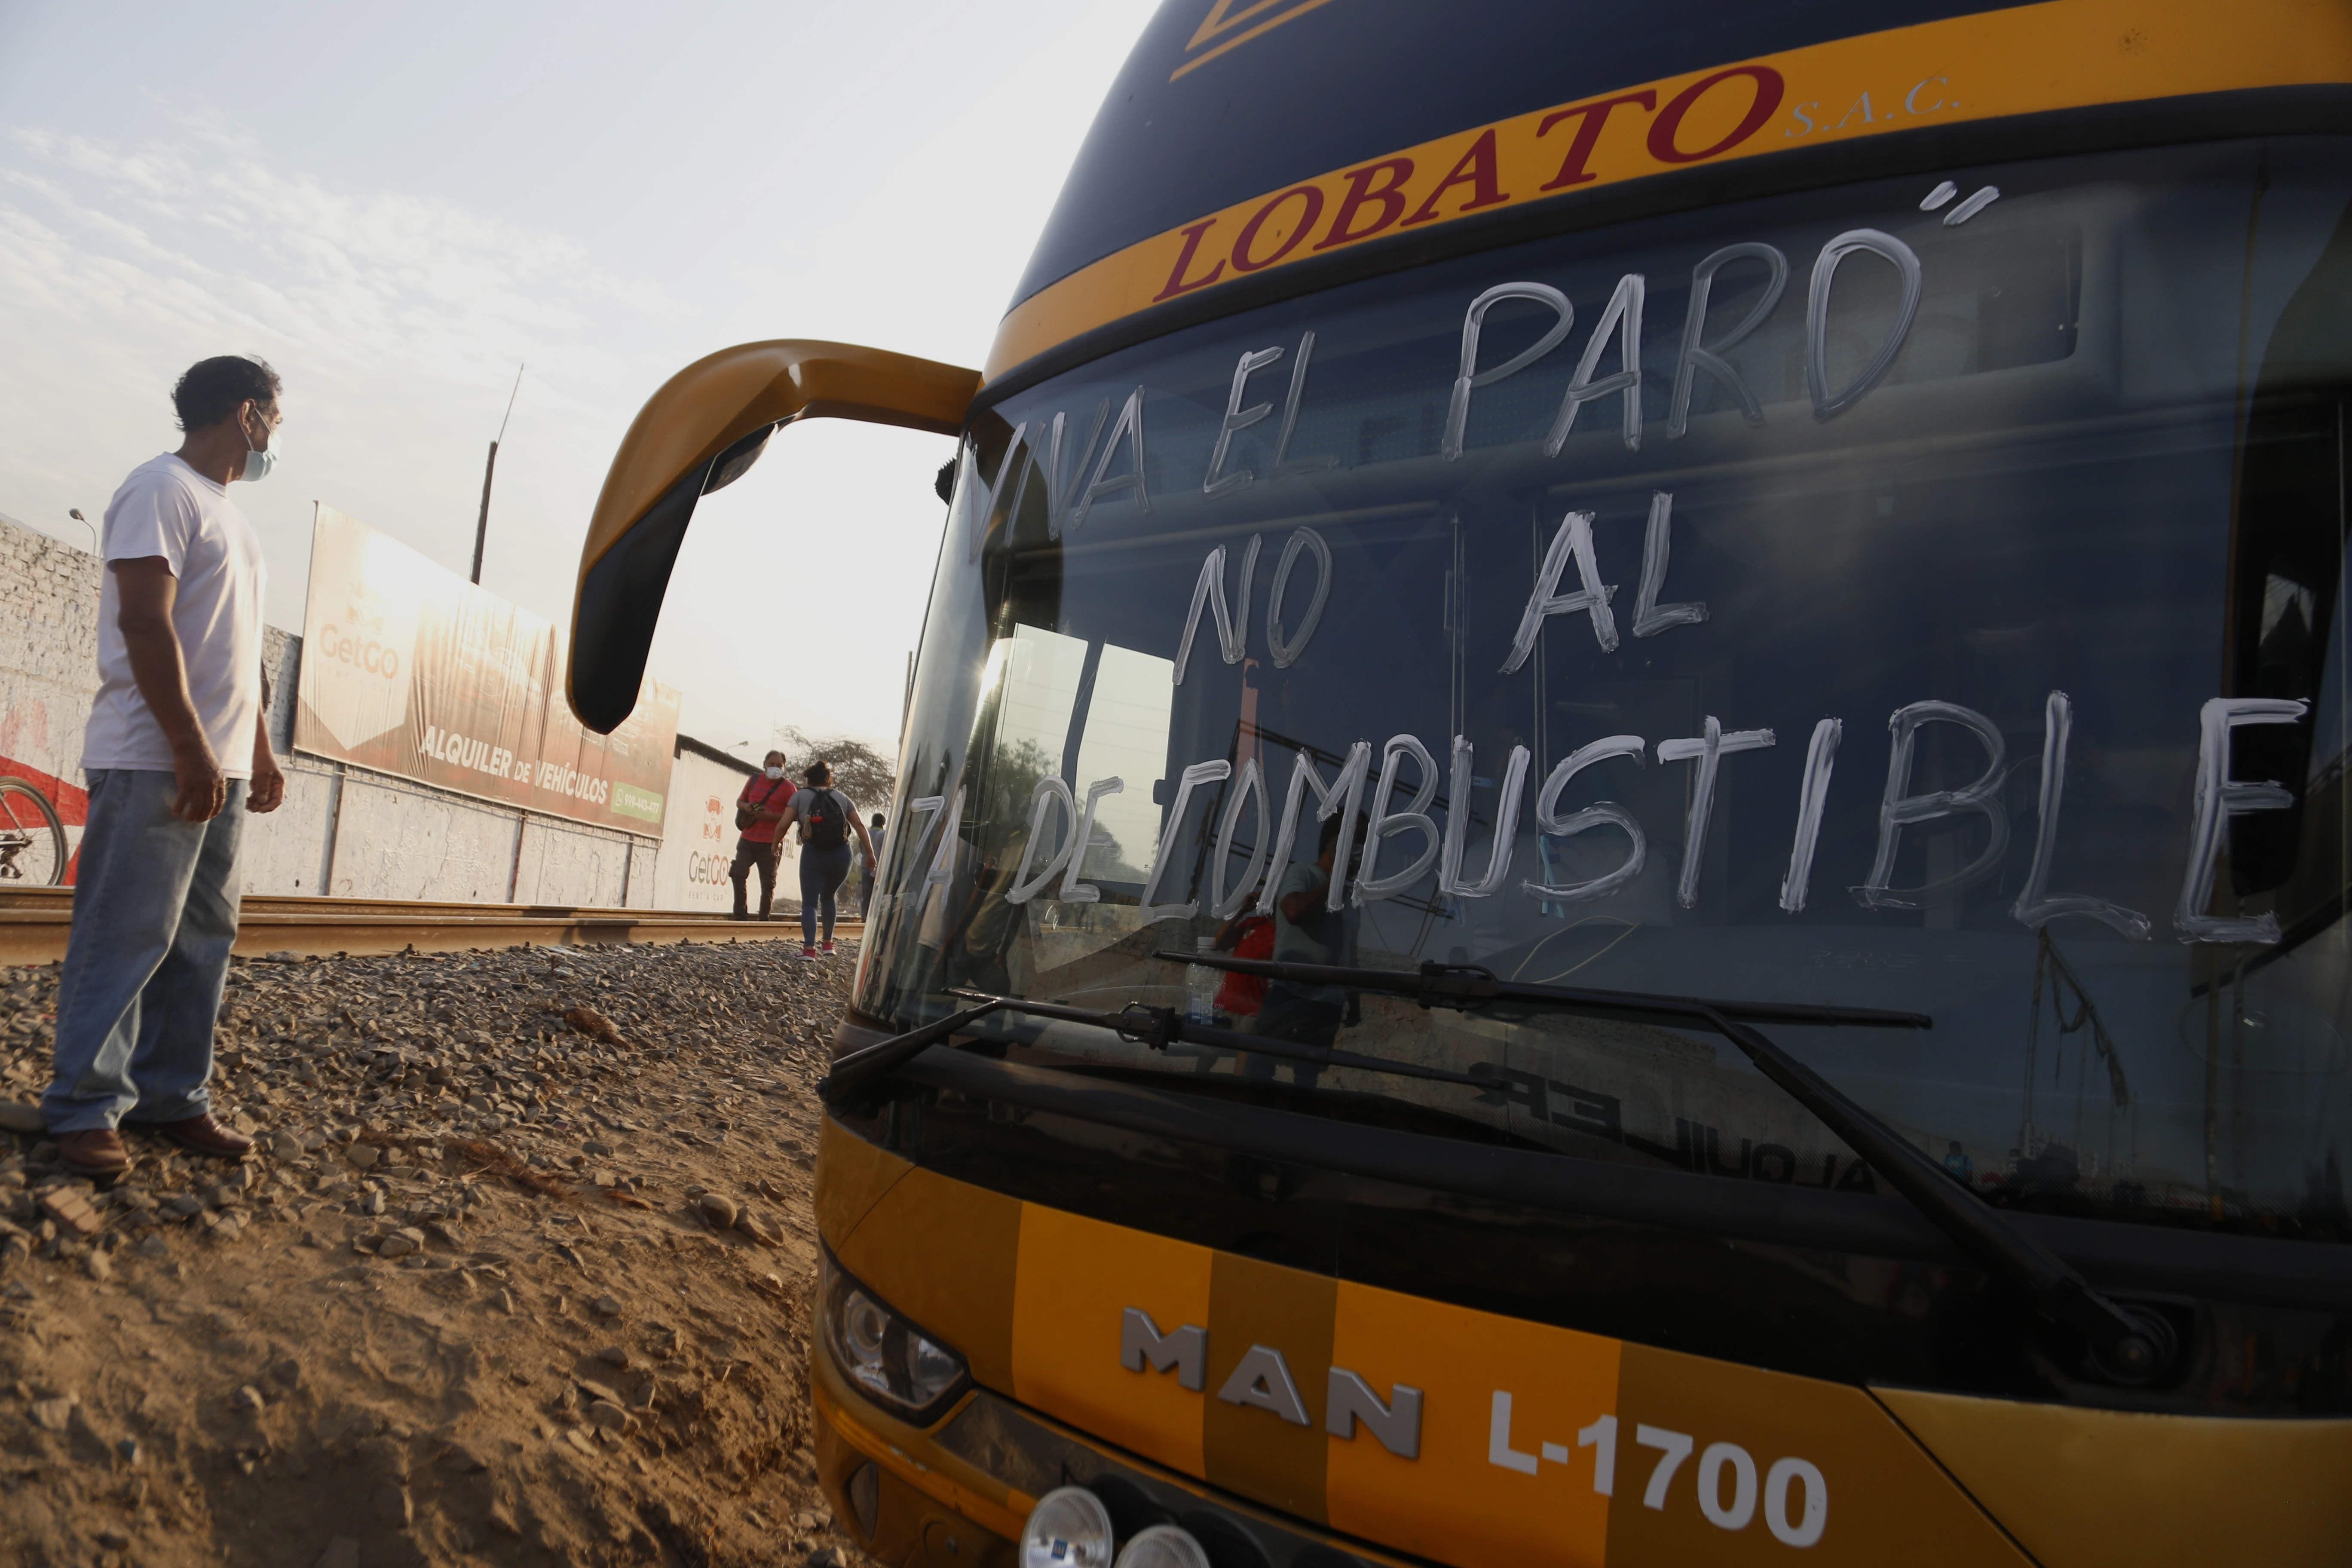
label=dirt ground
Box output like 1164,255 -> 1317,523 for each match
0,936 -> 870,1568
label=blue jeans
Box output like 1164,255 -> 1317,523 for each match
44,769 -> 246,1133
800,842 -> 854,945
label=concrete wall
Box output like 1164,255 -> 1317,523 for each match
263,622 -> 300,753
626,841 -> 658,910
513,814 -> 635,907
0,517 -> 105,865
328,773 -> 521,901
0,512 -> 706,908
0,515 -> 103,788
237,622 -> 337,894
239,761 -> 339,895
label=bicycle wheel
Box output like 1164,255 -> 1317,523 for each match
0,778 -> 67,887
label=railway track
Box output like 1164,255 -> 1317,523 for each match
0,885 -> 852,964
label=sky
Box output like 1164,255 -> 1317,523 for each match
0,0 -> 1159,759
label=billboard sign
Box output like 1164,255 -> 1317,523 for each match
295,506 -> 678,835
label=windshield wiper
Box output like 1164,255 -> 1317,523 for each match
1161,951 -> 2179,1387
1155,952 -> 1931,1030
816,988 -> 1488,1108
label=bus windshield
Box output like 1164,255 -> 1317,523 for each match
860,139 -> 2352,1240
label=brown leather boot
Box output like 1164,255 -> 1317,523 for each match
143,1112 -> 252,1160
54,1127 -> 129,1178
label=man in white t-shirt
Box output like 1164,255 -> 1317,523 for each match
44,356 -> 289,1179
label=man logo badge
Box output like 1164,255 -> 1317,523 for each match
1120,1307 -> 1422,1459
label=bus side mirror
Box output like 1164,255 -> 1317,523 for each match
568,339 -> 980,733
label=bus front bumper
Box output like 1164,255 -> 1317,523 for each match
812,1317 -> 1420,1568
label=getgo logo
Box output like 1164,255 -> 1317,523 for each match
318,622 -> 401,681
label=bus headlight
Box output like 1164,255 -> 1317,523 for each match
1114,1525 -> 1211,1568
1021,1487 -> 1115,1568
819,1249 -> 969,1421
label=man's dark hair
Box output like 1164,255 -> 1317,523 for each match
172,355 -> 281,431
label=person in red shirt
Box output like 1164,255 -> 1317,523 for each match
731,750 -> 796,920
1212,910 -> 1275,1020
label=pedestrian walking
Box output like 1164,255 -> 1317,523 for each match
859,811 -> 887,917
773,761 -> 875,957
729,750 -> 796,920
43,355 -> 288,1178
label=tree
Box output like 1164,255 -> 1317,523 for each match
774,726 -> 1146,884
772,726 -> 897,811
965,734 -> 1146,883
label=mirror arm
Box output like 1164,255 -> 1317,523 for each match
567,340 -> 980,731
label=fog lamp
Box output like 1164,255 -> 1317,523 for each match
1021,1486 -> 1115,1568
818,1248 -> 969,1421
1114,1524 -> 1211,1568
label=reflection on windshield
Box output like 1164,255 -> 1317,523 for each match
864,141 -> 2352,1239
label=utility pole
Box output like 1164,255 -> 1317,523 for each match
471,363 -> 525,586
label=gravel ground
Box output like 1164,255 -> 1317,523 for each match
0,937 -> 865,1568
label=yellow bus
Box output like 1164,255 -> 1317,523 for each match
570,3 -> 2352,1563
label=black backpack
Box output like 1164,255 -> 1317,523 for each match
802,788 -> 850,850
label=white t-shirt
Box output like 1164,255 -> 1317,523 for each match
83,454 -> 267,778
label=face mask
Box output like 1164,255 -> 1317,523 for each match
242,412 -> 280,483
764,766 -> 783,781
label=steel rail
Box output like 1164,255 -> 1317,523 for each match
0,890 -> 858,964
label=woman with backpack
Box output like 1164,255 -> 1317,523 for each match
772,760 -> 875,957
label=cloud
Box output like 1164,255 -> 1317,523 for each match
0,0 -> 1156,760
10,124 -> 678,392
0,116 -> 933,755
0,118 -> 690,643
